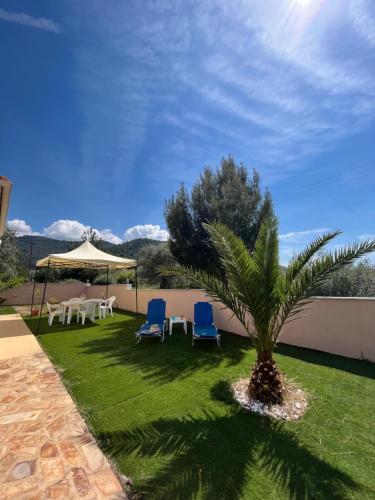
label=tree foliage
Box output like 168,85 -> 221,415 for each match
81,227 -> 102,249
0,227 -> 22,280
312,259 -> 375,297
0,227 -> 24,295
159,218 -> 375,403
138,243 -> 180,288
117,270 -> 135,284
165,157 -> 273,275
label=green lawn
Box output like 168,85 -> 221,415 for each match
0,305 -> 16,314
25,311 -> 375,499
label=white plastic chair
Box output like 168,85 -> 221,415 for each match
100,296 -> 116,318
66,298 -> 82,324
83,299 -> 102,319
77,301 -> 97,325
46,302 -> 64,326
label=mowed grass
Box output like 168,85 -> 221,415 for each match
0,305 -> 16,314
25,310 -> 375,500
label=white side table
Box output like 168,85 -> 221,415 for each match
169,316 -> 187,335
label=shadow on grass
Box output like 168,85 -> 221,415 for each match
25,315 -> 100,336
97,380 -> 361,500
276,343 -> 375,380
27,311 -> 374,384
77,311 -> 251,384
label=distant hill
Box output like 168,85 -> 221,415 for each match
16,235 -> 164,268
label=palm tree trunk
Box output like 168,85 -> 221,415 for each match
248,351 -> 285,404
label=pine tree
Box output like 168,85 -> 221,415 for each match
165,156 -> 273,275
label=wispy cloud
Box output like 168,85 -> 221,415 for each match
350,0 -> 375,47
358,233 -> 375,240
0,8 -> 60,33
279,227 -> 330,265
68,0 -> 375,190
280,228 -> 330,241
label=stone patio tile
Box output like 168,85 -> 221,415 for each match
0,350 -> 128,498
20,420 -> 47,434
45,480 -> 70,498
40,442 -> 59,459
59,440 -> 84,466
69,412 -> 89,437
0,410 -> 42,425
0,444 -> 7,461
11,433 -> 47,447
0,372 -> 11,382
91,468 -> 125,496
40,457 -> 65,484
0,452 -> 16,474
0,393 -> 18,404
6,436 -> 45,459
0,477 -> 40,498
70,467 -> 91,496
7,459 -> 37,481
74,433 -> 96,447
1,423 -> 24,441
81,442 -> 105,472
47,415 -> 71,439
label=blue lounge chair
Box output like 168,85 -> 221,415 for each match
135,299 -> 167,344
193,302 -> 220,347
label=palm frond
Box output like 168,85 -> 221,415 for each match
252,216 -> 281,302
157,263 -> 250,332
202,222 -> 255,303
298,239 -> 375,297
285,231 -> 341,285
159,220 -> 375,356
203,220 -> 282,344
246,217 -> 283,343
275,238 -> 375,338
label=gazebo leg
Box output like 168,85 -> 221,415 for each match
36,260 -> 50,334
30,269 -> 37,319
135,266 -> 138,318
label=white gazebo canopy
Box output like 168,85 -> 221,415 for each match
36,240 -> 137,269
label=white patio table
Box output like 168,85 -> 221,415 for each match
61,298 -> 103,325
169,316 -> 187,336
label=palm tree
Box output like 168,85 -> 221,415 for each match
159,217 -> 375,405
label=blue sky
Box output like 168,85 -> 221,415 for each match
1,0 -> 374,263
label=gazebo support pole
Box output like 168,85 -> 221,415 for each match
30,267 -> 37,319
106,266 -> 109,299
36,260 -> 50,334
27,242 -> 34,280
135,265 -> 138,318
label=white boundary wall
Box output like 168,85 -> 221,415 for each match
3,283 -> 374,361
1,283 -> 87,305
87,285 -> 375,362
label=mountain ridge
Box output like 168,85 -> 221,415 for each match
16,235 -> 164,268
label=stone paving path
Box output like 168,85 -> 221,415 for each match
0,352 -> 126,499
